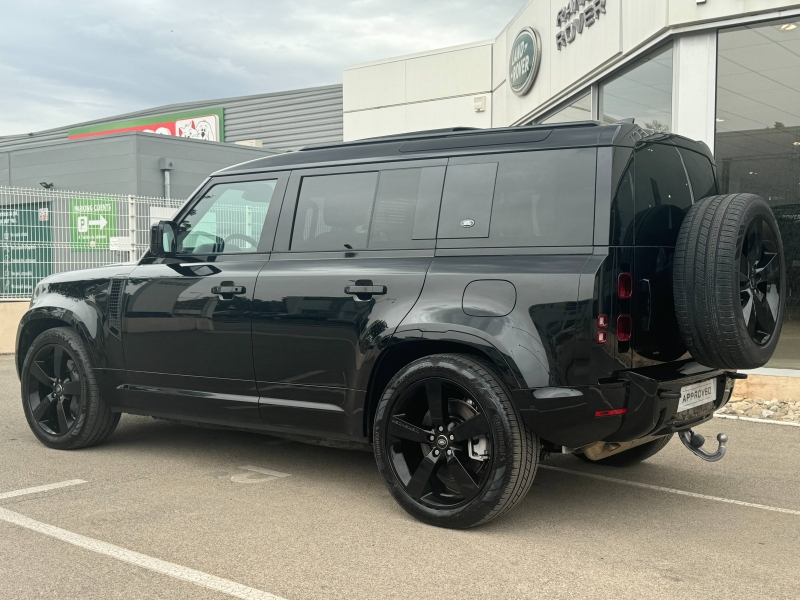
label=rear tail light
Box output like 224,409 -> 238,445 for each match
597,314 -> 608,328
617,315 -> 632,342
618,273 -> 633,299
597,330 -> 608,344
596,408 -> 627,417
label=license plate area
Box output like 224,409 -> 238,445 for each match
678,379 -> 717,413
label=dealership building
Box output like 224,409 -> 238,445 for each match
343,0 -> 800,374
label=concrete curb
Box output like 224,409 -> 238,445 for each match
714,413 -> 800,428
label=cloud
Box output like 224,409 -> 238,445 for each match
0,0 -> 524,135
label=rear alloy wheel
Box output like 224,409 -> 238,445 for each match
374,354 -> 538,528
21,327 -> 120,450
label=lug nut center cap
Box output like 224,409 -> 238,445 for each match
436,436 -> 449,449
54,384 -> 63,394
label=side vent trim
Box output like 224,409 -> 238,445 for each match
108,278 -> 125,334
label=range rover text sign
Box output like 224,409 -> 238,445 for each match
509,27 -> 541,97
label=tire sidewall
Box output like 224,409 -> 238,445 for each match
732,197 -> 786,365
21,328 -> 96,450
373,355 -> 522,528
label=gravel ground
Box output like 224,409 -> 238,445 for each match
718,396 -> 800,423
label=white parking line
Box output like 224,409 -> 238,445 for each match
0,482 -> 287,600
539,465 -> 800,516
0,479 -> 87,500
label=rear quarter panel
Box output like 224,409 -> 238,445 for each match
397,253 -> 590,389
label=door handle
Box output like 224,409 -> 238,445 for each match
345,284 -> 387,300
212,281 -> 246,299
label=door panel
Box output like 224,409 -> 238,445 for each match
122,259 -> 265,421
253,159 -> 444,439
119,173 -> 288,422
252,253 -> 432,437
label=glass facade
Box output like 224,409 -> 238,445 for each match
601,45 -> 673,132
716,19 -> 800,369
540,93 -> 592,124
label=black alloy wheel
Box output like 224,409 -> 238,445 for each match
386,377 -> 492,508
740,216 -> 781,346
21,327 -> 120,449
26,343 -> 83,437
374,354 -> 538,528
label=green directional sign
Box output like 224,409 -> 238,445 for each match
70,198 -> 117,250
0,203 -> 53,297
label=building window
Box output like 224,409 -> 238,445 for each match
540,92 -> 592,124
601,45 -> 673,132
716,18 -> 800,369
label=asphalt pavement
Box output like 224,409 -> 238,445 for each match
1,354 -> 798,600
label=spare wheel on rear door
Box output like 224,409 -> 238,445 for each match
673,193 -> 785,370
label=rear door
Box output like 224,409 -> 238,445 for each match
252,160 -> 445,438
632,144 -> 714,365
120,174 -> 288,423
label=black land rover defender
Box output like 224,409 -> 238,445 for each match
17,122 -> 785,528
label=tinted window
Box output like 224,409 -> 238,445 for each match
369,167 -> 445,248
437,163 -> 498,239
490,148 -> 597,246
291,173 -> 378,251
679,148 -> 717,201
634,144 -> 692,246
177,180 -> 276,254
610,150 -> 635,246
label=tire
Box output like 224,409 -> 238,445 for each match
21,327 -> 120,450
576,434 -> 673,467
674,193 -> 785,369
373,354 -> 538,529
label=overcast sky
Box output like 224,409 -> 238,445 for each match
0,0 -> 524,136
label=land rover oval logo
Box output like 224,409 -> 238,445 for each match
509,27 -> 541,97
460,219 -> 475,228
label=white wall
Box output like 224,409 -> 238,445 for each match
343,41 -> 493,141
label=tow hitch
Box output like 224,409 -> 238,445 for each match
679,429 -> 728,462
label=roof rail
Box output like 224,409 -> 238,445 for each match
298,120 -> 604,152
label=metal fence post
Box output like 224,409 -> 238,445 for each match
128,194 -> 137,264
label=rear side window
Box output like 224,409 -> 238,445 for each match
369,167 -> 445,248
291,172 -> 377,251
679,148 -> 718,201
634,144 -> 693,246
490,148 -> 597,246
291,167 -> 445,252
437,148 -> 598,246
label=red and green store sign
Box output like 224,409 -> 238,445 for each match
68,107 -> 225,142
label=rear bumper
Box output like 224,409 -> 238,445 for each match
514,367 -> 734,448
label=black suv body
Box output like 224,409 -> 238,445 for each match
18,122 -> 783,528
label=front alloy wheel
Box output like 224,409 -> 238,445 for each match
26,343 -> 83,436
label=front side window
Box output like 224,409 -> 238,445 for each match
601,45 -> 673,133
177,180 -> 276,254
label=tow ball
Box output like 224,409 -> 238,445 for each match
678,429 -> 728,462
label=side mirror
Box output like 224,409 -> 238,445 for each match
150,220 -> 177,257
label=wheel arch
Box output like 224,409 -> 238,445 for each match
362,331 -> 522,440
16,309 -> 100,378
